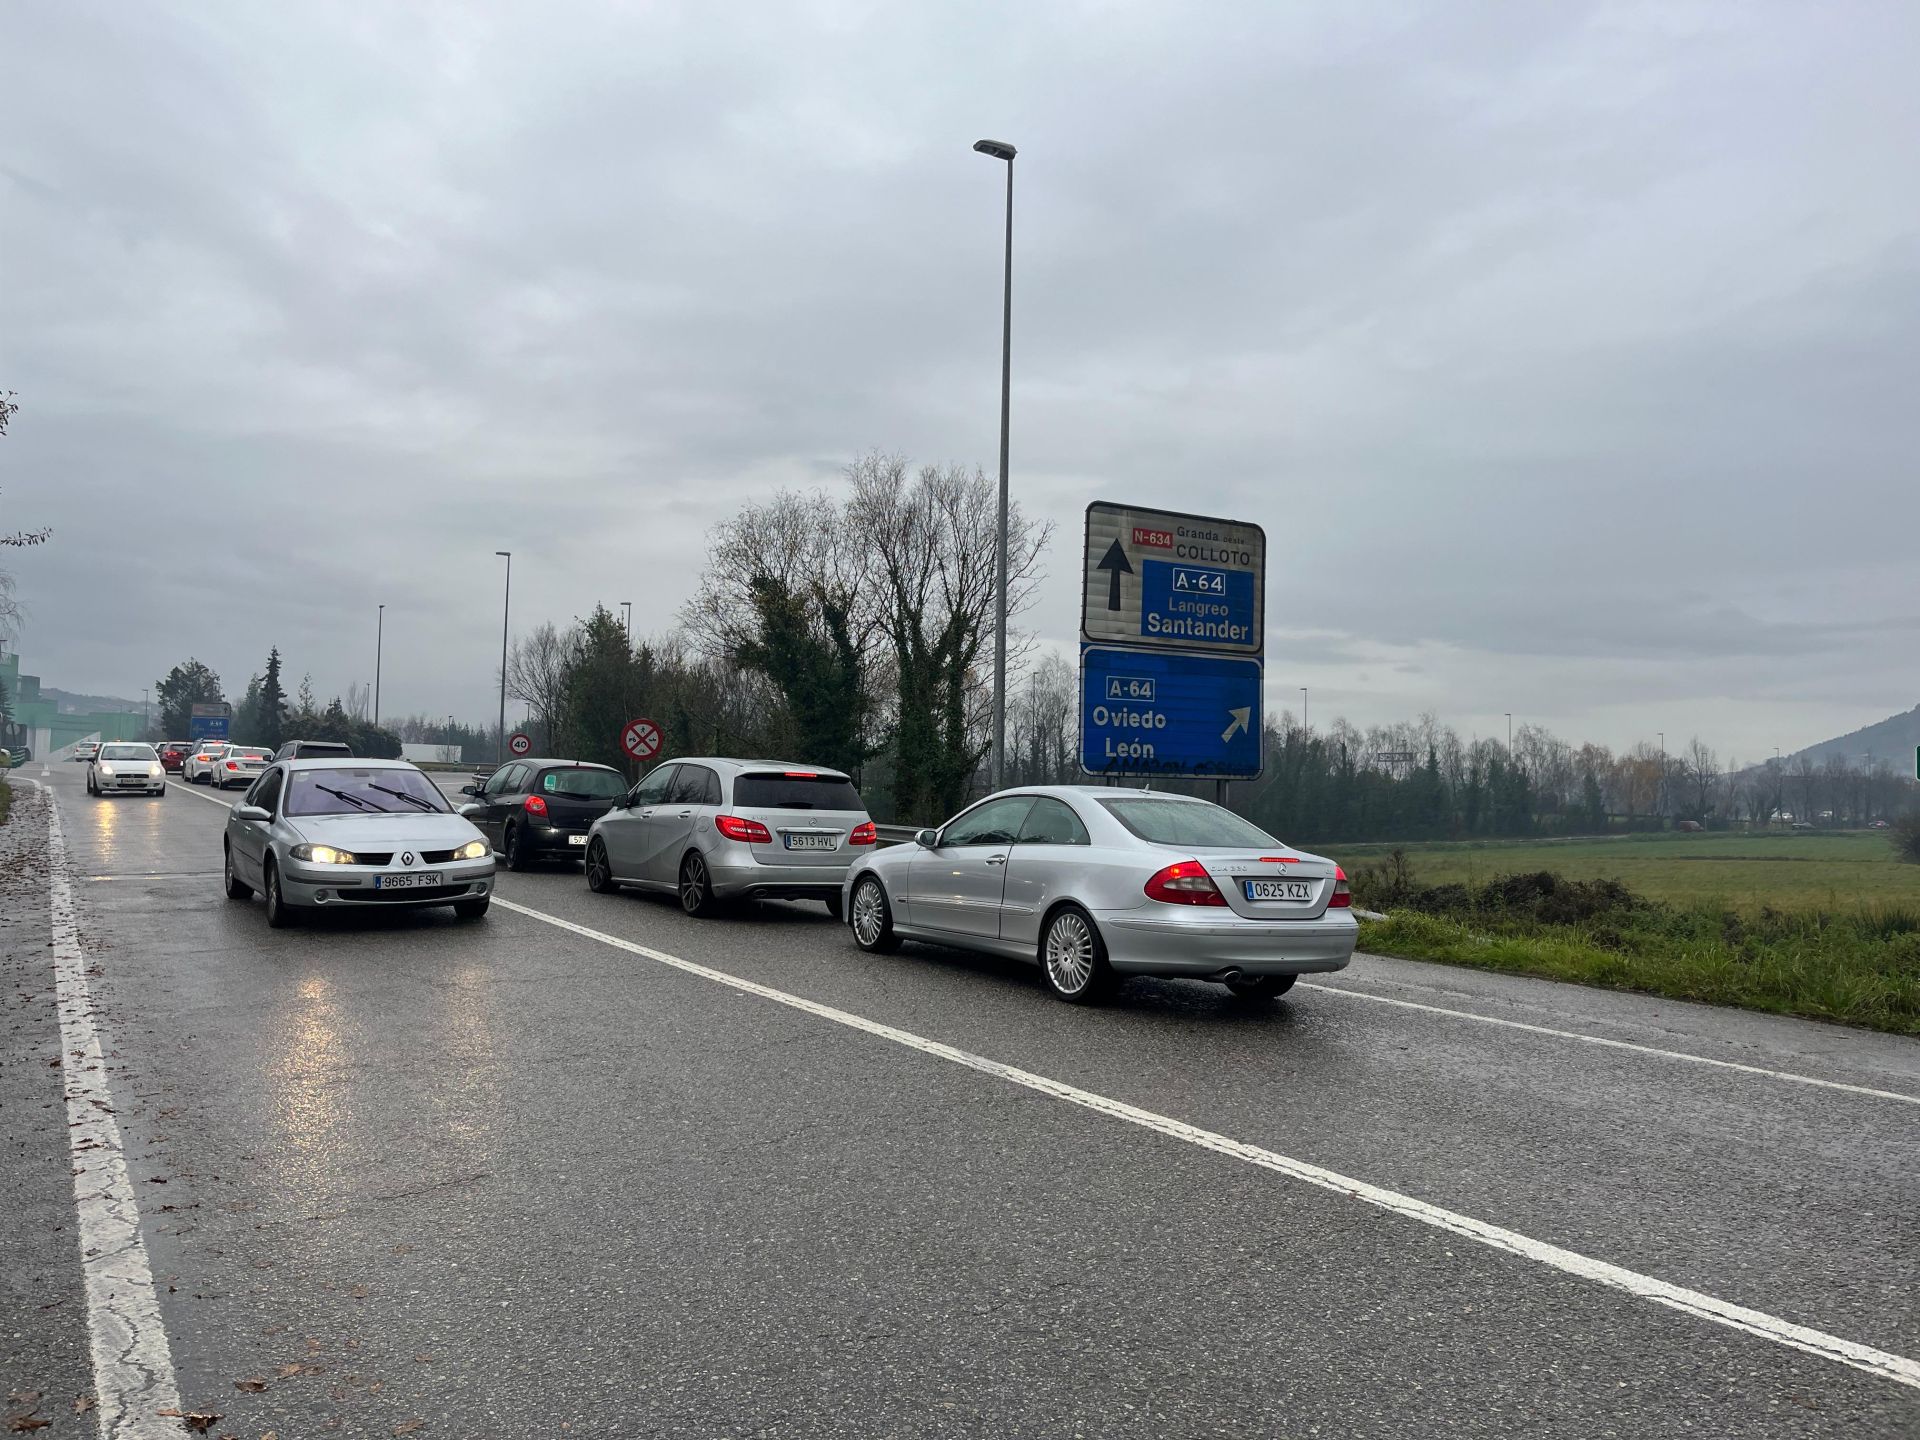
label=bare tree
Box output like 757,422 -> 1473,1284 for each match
1009,650 -> 1076,785
506,622 -> 573,752
1684,737 -> 1718,820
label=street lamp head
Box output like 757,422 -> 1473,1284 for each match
495,550 -> 510,559
973,139 -> 1016,161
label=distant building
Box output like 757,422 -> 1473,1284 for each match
400,742 -> 462,764
1,651 -> 146,757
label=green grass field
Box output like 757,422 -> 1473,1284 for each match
1334,830 -> 1914,915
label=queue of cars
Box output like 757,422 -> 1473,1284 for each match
197,739 -> 1358,1002
444,751 -> 1357,1003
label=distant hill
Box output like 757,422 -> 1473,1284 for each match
41,687 -> 146,715
1787,704 -> 1920,772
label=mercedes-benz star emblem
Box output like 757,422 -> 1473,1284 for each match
401,852 -> 415,866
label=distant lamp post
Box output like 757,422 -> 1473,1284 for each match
374,604 -> 385,727
974,137 -> 1016,789
495,552 -> 512,763
621,600 -> 632,639
1505,713 -> 1512,753
1300,688 -> 1308,734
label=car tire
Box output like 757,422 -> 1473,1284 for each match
453,896 -> 490,920
263,859 -> 299,929
678,852 -> 718,918
1039,905 -> 1115,1004
504,822 -> 528,871
224,845 -> 253,901
1225,974 -> 1298,1001
848,876 -> 901,954
584,838 -> 616,894
154,786 -> 165,798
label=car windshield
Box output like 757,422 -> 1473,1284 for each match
542,768 -> 627,799
100,744 -> 156,761
733,773 -> 864,811
1098,797 -> 1282,849
284,767 -> 451,817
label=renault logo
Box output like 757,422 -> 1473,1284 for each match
401,851 -> 415,866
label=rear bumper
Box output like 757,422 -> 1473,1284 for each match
708,859 -> 851,901
1095,908 -> 1358,977
523,824 -> 594,857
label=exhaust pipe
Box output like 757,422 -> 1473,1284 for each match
1218,968 -> 1243,985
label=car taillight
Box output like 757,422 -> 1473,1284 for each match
715,814 -> 773,844
1329,865 -> 1352,907
225,760 -> 239,770
524,795 -> 548,818
849,821 -> 877,846
1144,861 -> 1227,907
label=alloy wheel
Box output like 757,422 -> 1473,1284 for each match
1045,912 -> 1097,995
851,880 -> 886,947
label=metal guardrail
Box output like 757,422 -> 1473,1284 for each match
874,824 -> 920,848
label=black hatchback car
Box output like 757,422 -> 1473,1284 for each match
459,759 -> 629,868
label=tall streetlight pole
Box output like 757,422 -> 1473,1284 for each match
1505,713 -> 1512,754
1300,688 -> 1308,734
495,552 -> 512,764
374,604 -> 385,728
621,601 -> 632,640
1657,731 -> 1666,822
974,137 -> 1016,790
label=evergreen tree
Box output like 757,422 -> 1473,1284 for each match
1582,771 -> 1607,834
257,648 -> 288,750
154,659 -> 223,738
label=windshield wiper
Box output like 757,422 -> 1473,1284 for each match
367,782 -> 438,812
313,784 -> 388,813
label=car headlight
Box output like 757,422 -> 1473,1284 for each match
147,764 -> 162,777
290,844 -> 357,865
99,765 -> 116,777
453,839 -> 489,861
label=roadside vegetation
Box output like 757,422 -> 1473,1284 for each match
1348,850 -> 1920,1035
0,773 -> 12,826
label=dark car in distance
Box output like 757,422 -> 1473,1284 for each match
159,741 -> 193,773
460,759 -> 630,869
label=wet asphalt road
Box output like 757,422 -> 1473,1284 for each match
3,763 -> 1918,1438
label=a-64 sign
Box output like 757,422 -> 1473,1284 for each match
1081,502 -> 1265,655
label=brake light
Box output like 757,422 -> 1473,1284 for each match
715,814 -> 773,844
524,795 -> 548,818
783,771 -> 818,778
849,821 -> 877,846
1329,865 -> 1352,908
1144,861 -> 1227,907
225,760 -> 239,770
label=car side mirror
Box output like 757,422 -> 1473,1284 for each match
914,828 -> 939,849
233,805 -> 271,823
460,784 -> 480,797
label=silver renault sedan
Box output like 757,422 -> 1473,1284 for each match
843,786 -> 1357,1003
584,758 -> 875,916
222,759 -> 495,927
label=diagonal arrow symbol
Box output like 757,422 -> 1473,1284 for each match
1221,707 -> 1251,743
1096,539 -> 1134,611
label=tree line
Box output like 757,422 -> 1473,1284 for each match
153,650 -> 401,757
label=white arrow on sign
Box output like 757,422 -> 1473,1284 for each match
1221,707 -> 1251,743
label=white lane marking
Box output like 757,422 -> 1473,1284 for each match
167,778 -> 234,808
493,894 -> 1920,1393
1300,980 -> 1920,1107
31,781 -> 186,1434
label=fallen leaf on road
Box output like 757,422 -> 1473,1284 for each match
157,1409 -> 183,1418
7,1417 -> 51,1433
232,1379 -> 268,1393
347,1285 -> 370,1299
73,1396 -> 94,1414
393,1422 -> 423,1435
182,1412 -> 222,1432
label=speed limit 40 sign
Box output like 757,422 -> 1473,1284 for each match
508,731 -> 532,757
622,717 -> 662,762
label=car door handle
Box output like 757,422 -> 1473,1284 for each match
985,854 -> 1007,866
677,809 -> 693,817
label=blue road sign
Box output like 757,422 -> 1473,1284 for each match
1139,558 -> 1256,648
189,713 -> 230,743
1080,646 -> 1262,779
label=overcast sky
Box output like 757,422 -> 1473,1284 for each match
3,1 -> 1916,760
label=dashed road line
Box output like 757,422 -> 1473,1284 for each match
493,892 -> 1920,1394
1299,980 -> 1920,1106
30,780 -> 185,1436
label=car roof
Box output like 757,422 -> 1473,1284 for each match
511,758 -> 621,770
281,757 -> 413,771
664,757 -> 854,779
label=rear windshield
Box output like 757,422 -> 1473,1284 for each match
284,767 -> 451,817
100,744 -> 156,761
541,767 -> 626,799
732,773 -> 864,812
233,747 -> 271,759
1098,798 -> 1280,849
296,742 -> 352,756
